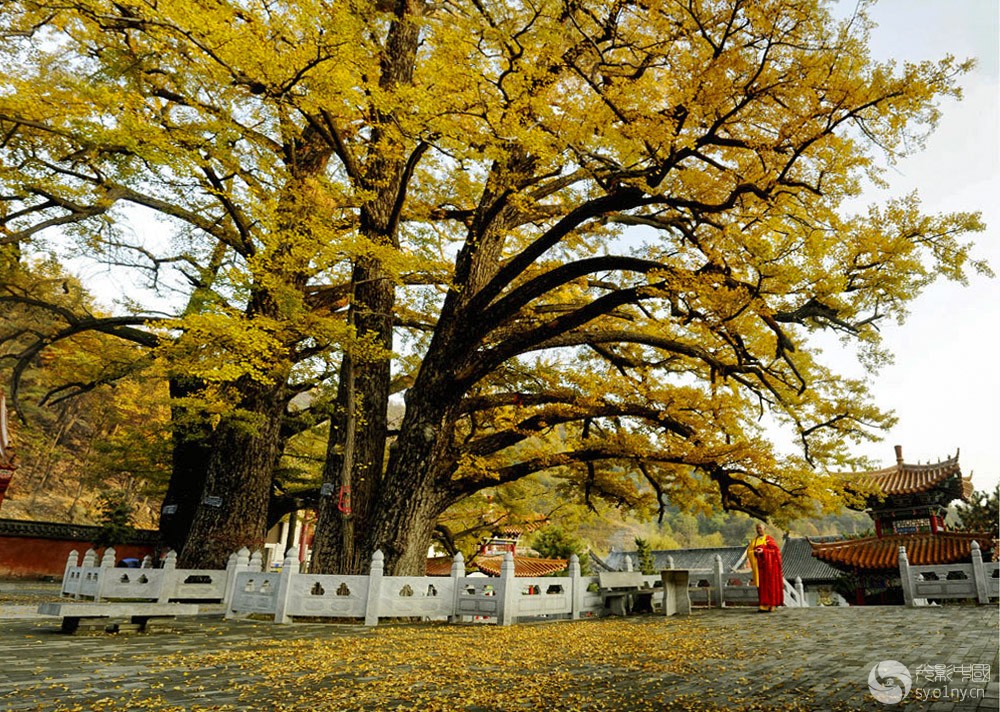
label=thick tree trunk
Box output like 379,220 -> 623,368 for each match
356,361 -> 463,575
177,378 -> 288,569
310,0 -> 432,575
310,357 -> 357,572
158,377 -> 213,552
366,478 -> 450,575
314,398 -> 459,575
309,177 -> 519,573
311,257 -> 394,574
157,241 -> 231,553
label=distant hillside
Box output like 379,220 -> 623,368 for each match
0,469 -> 159,529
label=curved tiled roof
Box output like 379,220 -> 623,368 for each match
427,554 -> 568,577
809,533 -> 993,571
851,448 -> 972,500
425,556 -> 456,576
780,537 -> 842,582
474,556 -> 567,577
589,550 -> 613,572
491,518 -> 549,538
866,459 -> 968,496
605,546 -> 747,573
0,517 -> 160,545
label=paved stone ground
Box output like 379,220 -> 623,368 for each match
0,583 -> 996,711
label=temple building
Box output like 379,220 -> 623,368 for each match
426,517 -> 568,577
810,445 -> 993,605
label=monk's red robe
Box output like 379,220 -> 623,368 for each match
749,535 -> 784,608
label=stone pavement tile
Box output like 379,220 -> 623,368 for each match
0,605 -> 994,711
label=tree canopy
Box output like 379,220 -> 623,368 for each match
0,255 -> 171,523
952,486 -> 1000,540
0,0 -> 988,573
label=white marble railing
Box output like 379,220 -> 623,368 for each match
226,549 -> 606,625
618,553 -> 807,607
61,544 -> 818,623
62,548 -> 246,603
899,541 -> 999,606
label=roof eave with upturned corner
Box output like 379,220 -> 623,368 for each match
808,532 -> 993,571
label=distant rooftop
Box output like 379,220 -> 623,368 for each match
426,554 -> 568,577
474,555 -> 567,577
0,518 -> 159,545
601,539 -> 845,583
780,537 -> 841,582
604,546 -> 747,573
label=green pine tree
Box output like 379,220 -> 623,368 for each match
634,537 -> 656,575
93,491 -> 136,550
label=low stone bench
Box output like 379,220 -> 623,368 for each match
38,602 -> 200,634
598,571 -> 656,616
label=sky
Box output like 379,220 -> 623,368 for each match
822,0 -> 1000,492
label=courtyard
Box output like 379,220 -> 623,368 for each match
0,599 -> 996,711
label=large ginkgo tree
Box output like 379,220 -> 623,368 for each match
0,0 -> 987,573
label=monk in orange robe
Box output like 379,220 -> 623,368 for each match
747,522 -> 784,612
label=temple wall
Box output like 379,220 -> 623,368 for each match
0,519 -> 158,579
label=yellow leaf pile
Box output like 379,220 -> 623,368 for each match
0,617 -> 863,711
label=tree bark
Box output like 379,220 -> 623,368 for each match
359,355 -> 463,574
310,262 -> 395,573
158,377 -> 214,552
177,377 -> 288,568
309,0 -> 424,575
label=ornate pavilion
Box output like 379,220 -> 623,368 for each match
810,445 -> 993,604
